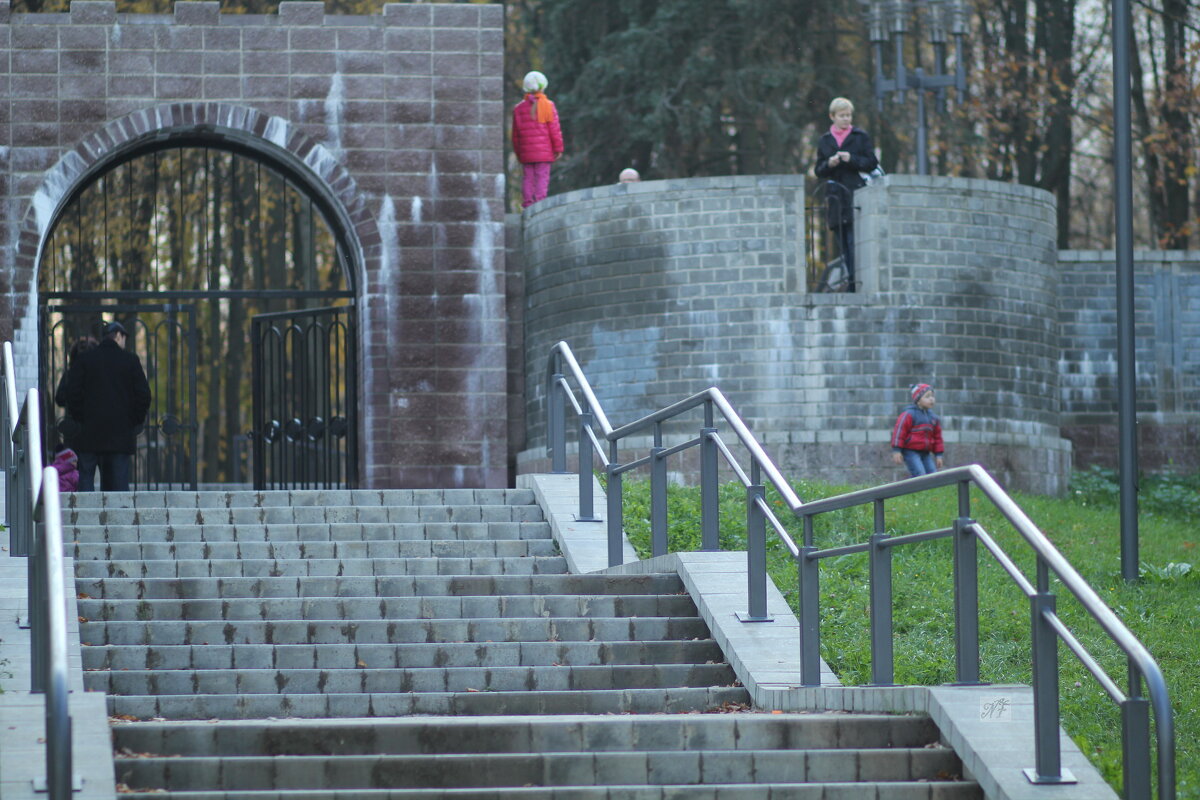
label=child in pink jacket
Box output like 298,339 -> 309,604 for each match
52,444 -> 79,492
512,70 -> 564,208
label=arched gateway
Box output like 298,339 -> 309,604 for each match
37,112 -> 360,489
0,2 -> 509,489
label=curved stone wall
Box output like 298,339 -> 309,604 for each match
519,174 -> 1072,494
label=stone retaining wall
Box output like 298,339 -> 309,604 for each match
1058,250 -> 1200,471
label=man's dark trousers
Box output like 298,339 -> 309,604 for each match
77,452 -> 132,492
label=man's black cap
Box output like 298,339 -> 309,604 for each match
103,321 -> 127,336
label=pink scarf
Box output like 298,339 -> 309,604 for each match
830,125 -> 852,147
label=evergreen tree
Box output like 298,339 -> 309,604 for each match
532,0 -> 861,190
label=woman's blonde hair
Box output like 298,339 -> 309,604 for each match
829,97 -> 854,116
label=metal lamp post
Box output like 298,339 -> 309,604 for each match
866,0 -> 968,175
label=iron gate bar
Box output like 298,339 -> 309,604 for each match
251,305 -> 356,491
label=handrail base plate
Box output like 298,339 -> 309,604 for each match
1022,767 -> 1077,785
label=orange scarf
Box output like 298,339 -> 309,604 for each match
530,92 -> 555,124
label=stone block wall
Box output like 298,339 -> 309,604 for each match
0,1 -> 508,488
517,175 -> 1073,494
520,174 -> 806,450
1058,250 -> 1200,471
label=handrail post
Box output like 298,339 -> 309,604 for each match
2,342 -> 15,533
1121,698 -> 1151,799
576,411 -> 599,521
799,556 -> 821,685
740,482 -> 771,622
606,459 -> 624,567
869,499 -> 893,685
700,426 -> 719,551
799,514 -> 821,685
3,431 -> 14,534
1025,558 -> 1073,784
650,425 -> 667,558
549,372 -> 567,473
30,511 -> 46,691
40,469 -> 74,800
953,507 -> 981,683
12,421 -> 30,557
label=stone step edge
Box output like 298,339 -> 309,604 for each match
61,489 -> 538,508
113,782 -> 983,800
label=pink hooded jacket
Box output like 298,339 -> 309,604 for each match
511,94 -> 564,164
52,447 -> 79,492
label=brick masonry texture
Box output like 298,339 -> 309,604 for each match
0,1 -> 508,489
1058,250 -> 1200,471
513,174 -> 1200,495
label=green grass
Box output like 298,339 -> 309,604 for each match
617,471 -> 1198,799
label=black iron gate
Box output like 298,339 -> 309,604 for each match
41,303 -> 199,491
251,305 -> 357,490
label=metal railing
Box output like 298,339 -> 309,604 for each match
2,342 -> 75,800
546,340 -> 1174,800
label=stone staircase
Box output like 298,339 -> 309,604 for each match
63,488 -> 982,798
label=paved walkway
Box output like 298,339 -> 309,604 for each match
0,523 -> 116,800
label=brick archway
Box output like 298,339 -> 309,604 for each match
0,2 -> 508,489
21,101 -> 376,306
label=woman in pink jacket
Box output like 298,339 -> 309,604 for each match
512,71 -> 564,208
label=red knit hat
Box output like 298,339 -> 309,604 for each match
910,383 -> 932,403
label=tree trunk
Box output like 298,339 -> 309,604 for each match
1158,0 -> 1191,247
1035,0 -> 1075,248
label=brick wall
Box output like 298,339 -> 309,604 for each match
0,1 -> 508,488
1058,250 -> 1200,471
517,175 -> 1074,494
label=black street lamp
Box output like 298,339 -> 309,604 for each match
866,0 -> 968,175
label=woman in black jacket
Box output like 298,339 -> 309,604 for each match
814,97 -> 878,291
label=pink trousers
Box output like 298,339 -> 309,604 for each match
522,162 -> 552,208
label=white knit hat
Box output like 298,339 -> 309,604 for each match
522,71 -> 548,93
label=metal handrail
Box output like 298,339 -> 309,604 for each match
2,341 -> 18,530
36,466 -> 73,800
3,342 -> 75,799
545,340 -> 1174,800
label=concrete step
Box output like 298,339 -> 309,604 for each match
112,713 -> 946,755
106,686 -> 753,720
110,715 -> 982,798
111,748 -> 964,790
113,787 -> 981,800
71,538 -> 559,562
79,492 -> 981,800
65,521 -> 551,544
80,616 -> 712,646
78,593 -> 698,622
61,503 -> 545,527
88,663 -> 738,695
78,573 -> 685,600
73,556 -> 570,579
84,640 -> 726,671
62,488 -> 538,510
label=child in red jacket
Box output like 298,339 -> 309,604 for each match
891,383 -> 944,477
512,71 -> 564,208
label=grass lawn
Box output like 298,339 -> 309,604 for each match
618,469 -> 1198,799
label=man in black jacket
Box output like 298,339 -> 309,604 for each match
65,321 -> 152,491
